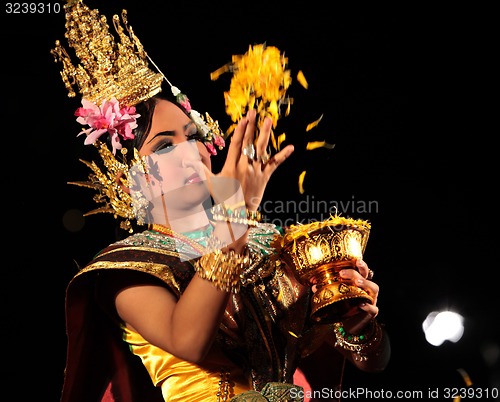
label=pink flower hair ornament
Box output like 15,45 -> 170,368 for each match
75,94 -> 225,156
75,97 -> 140,155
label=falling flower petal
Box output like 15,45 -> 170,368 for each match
277,133 -> 286,150
270,130 -> 277,151
298,170 -> 306,194
306,114 -> 323,131
306,141 -> 335,151
297,70 -> 308,89
210,64 -> 231,81
457,368 -> 473,387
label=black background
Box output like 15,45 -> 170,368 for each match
5,1 -> 498,400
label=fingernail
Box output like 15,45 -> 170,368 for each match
356,279 -> 364,285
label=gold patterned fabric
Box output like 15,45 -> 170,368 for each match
230,382 -> 303,401
60,224 -> 340,402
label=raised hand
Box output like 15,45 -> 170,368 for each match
218,109 -> 294,211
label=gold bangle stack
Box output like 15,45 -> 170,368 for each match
333,320 -> 382,361
211,203 -> 262,227
195,248 -> 250,293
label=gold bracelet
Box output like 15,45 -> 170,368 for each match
195,248 -> 250,293
211,203 -> 262,227
333,320 -> 382,361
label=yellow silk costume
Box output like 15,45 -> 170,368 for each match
122,326 -> 250,401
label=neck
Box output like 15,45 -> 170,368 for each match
149,204 -> 210,232
169,209 -> 210,233
150,209 -> 210,234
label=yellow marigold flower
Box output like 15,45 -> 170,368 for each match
212,43 -> 292,147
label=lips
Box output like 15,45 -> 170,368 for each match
185,173 -> 202,185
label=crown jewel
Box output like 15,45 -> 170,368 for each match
51,0 -> 163,106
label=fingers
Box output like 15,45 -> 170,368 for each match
254,116 -> 294,170
255,116 -> 272,159
265,144 -> 294,171
358,302 -> 379,318
355,259 -> 369,278
339,267 -> 379,309
339,268 -> 379,295
343,304 -> 379,332
225,110 -> 264,172
225,117 -> 249,166
221,109 -> 294,207
227,110 -> 294,169
242,109 -> 257,149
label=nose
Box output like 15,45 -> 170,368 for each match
195,141 -> 212,171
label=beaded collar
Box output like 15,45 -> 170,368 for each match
149,224 -> 210,254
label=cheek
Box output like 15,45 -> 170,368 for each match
150,156 -> 186,192
197,142 -> 212,171
160,167 -> 186,190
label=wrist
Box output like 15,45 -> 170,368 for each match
245,197 -> 261,212
211,203 -> 263,227
195,247 -> 250,293
333,319 -> 383,362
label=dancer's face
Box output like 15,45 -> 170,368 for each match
132,100 -> 212,221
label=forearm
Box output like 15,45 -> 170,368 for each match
169,275 -> 231,362
170,226 -> 249,362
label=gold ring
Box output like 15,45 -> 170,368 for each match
242,143 -> 256,161
367,269 -> 374,280
259,152 -> 271,164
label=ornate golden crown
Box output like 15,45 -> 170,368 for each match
50,0 -> 163,107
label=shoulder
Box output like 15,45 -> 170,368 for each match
73,230 -> 198,295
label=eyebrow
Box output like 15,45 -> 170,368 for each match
147,130 -> 174,144
147,122 -> 195,144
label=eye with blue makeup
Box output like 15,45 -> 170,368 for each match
150,117 -> 202,154
151,131 -> 175,153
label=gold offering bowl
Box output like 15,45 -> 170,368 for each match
278,216 -> 372,324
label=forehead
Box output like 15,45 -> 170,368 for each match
150,100 -> 191,133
